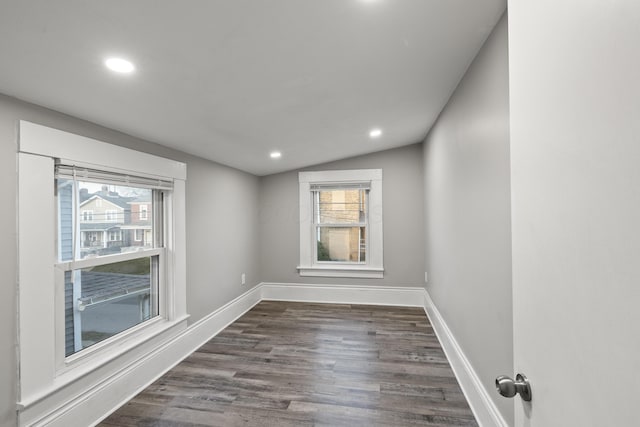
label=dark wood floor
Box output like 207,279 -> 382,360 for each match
100,301 -> 477,427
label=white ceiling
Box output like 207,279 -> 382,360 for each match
0,0 -> 505,176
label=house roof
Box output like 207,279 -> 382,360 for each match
79,271 -> 150,307
129,194 -> 151,204
80,223 -> 121,232
80,194 -> 133,210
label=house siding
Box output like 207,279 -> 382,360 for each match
58,181 -> 76,356
64,272 -> 75,357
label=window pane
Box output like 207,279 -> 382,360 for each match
65,256 -> 158,356
317,226 -> 366,262
57,178 -> 157,261
315,189 -> 367,224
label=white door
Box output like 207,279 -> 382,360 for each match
508,1 -> 640,425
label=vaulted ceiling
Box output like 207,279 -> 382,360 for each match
0,0 -> 505,175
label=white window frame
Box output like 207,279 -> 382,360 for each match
105,209 -> 118,221
17,121 -> 188,424
298,169 -> 384,278
108,230 -> 121,241
140,204 -> 148,220
82,210 -> 93,221
135,228 -> 144,241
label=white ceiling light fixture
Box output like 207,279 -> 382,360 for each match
369,128 -> 382,138
270,151 -> 282,159
105,57 -> 135,74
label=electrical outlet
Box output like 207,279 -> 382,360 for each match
424,271 -> 428,283
241,273 -> 246,285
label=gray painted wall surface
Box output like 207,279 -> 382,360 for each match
0,98 -> 19,426
259,143 -> 425,287
0,94 -> 260,425
422,14 -> 513,424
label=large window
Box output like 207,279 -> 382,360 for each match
298,169 -> 383,278
18,121 -> 187,420
55,169 -> 169,357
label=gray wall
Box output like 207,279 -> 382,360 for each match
422,14 -> 513,424
259,143 -> 425,287
0,94 -> 260,425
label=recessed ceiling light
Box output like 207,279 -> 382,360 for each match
369,128 -> 382,138
105,57 -> 135,74
270,151 -> 282,159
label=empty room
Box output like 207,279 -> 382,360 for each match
1,1 -> 638,426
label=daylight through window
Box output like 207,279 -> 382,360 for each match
55,165 -> 170,357
313,186 -> 368,263
298,169 -> 383,278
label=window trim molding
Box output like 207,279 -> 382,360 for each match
17,121 -> 188,419
297,169 -> 384,278
140,204 -> 149,220
19,120 -> 186,180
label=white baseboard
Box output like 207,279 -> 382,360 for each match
27,282 -> 508,427
25,284 -> 263,427
260,282 -> 426,307
422,290 -> 508,427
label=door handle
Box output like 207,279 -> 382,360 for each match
495,373 -> 532,401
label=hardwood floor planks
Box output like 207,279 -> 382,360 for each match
100,301 -> 477,426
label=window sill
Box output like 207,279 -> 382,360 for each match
297,265 -> 384,278
61,312 -> 174,369
17,314 -> 189,411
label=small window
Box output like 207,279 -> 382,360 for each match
105,210 -> 118,221
314,188 -> 368,263
298,169 -> 383,278
135,229 -> 144,242
108,230 -> 121,241
82,210 -> 93,221
140,205 -> 148,220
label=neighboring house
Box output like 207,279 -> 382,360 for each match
77,186 -> 153,254
123,194 -> 153,248
64,185 -> 154,357
78,186 -> 130,257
